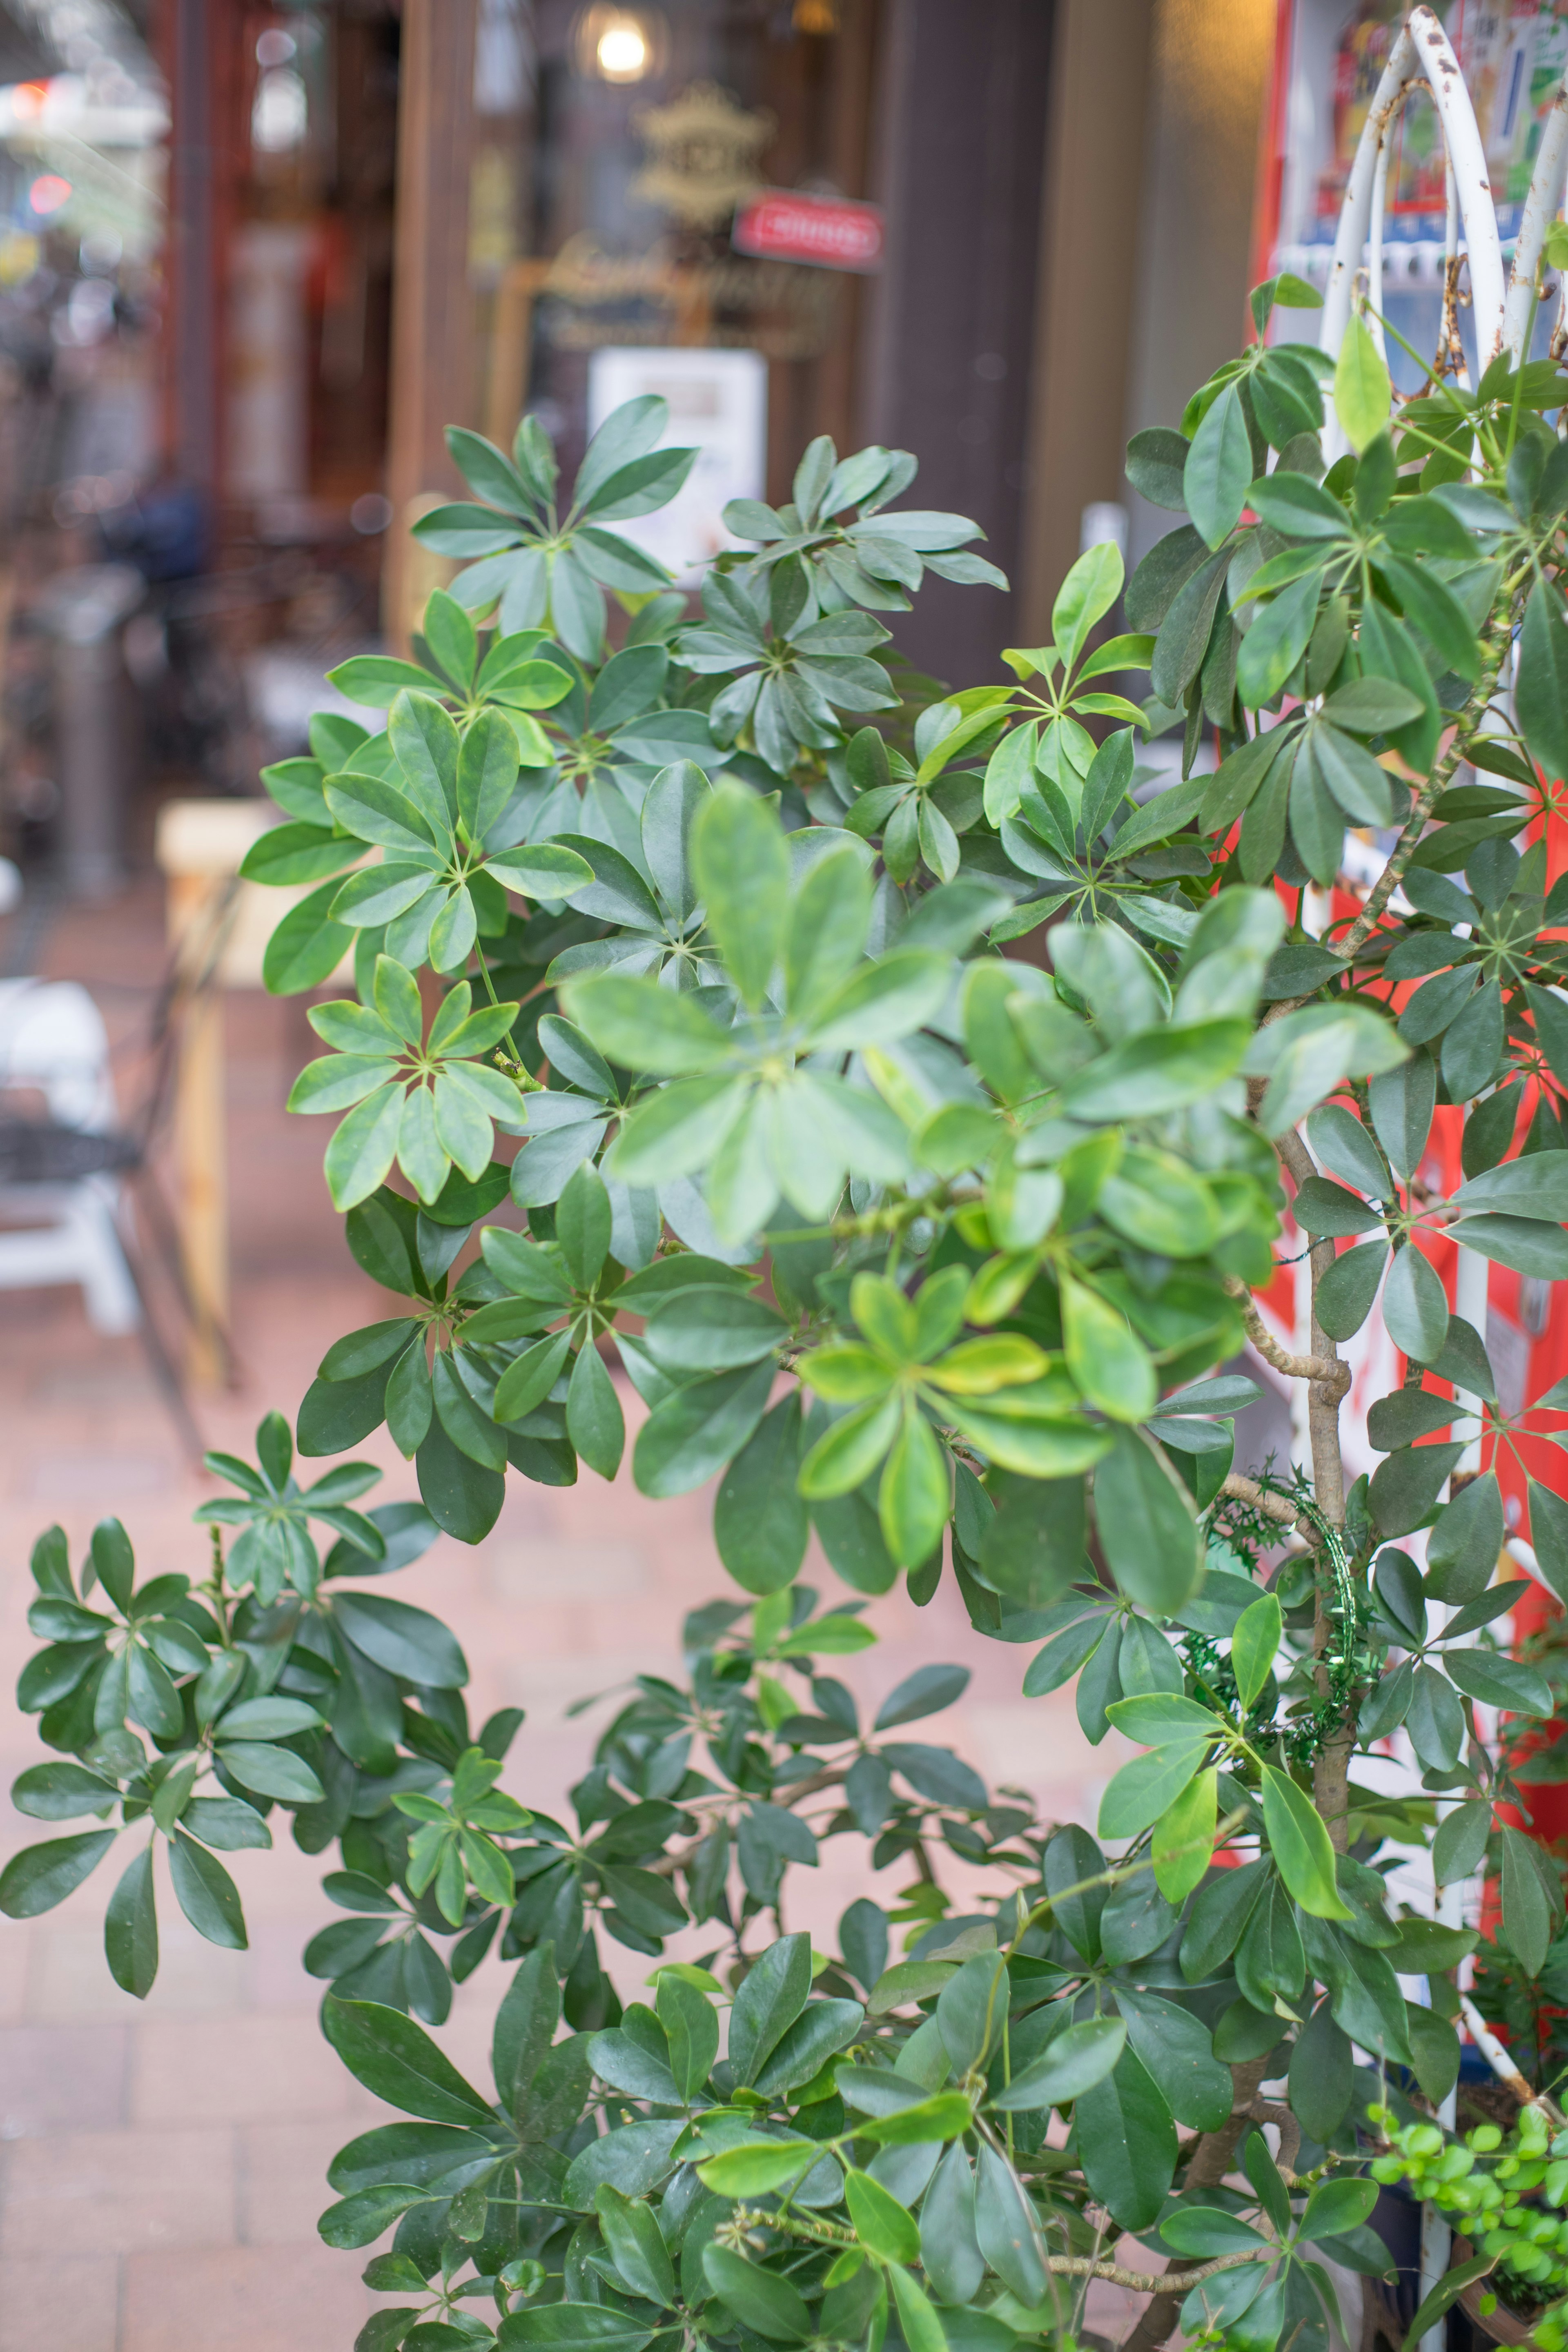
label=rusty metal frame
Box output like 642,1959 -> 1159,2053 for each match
1317,4 -> 1568,452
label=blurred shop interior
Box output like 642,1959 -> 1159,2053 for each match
0,0 -> 1277,905
0,0 -> 1564,1477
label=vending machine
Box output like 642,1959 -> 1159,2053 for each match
1258,0 -> 1568,385
1250,1 -> 1568,1650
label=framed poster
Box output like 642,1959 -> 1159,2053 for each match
585,345 -> 768,587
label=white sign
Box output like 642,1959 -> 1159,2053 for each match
586,345 -> 768,588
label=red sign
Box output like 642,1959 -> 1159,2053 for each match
732,190 -> 884,273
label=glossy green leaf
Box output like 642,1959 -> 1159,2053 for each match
1335,315 -> 1391,452
1074,2047 -> 1177,2231
103,1844 -> 159,1998
992,2015 -> 1126,2110
1261,1765 -> 1351,1919
0,1831 -> 119,1917
323,1996 -> 497,2125
1184,385 -> 1251,549
703,2245 -> 812,2342
168,1829 -> 248,1950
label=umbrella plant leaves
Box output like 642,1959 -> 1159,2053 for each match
19,334 -> 1568,2352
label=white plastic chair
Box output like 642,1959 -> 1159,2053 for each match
0,978 -> 141,1332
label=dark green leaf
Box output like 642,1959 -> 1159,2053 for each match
921,2141 -> 984,2304
713,1396 -> 807,1595
502,2307 -> 653,2352
323,1996 -> 497,2125
703,2246 -> 811,2343
973,2138 -> 1051,2304
332,1591 -> 469,1687
1288,2001 -> 1352,2142
0,1830 -> 117,1917
1074,2048 -> 1177,2231
1516,577 -> 1568,787
1115,1986 -> 1231,2131
1369,1443 -> 1464,1539
1093,1429 -> 1203,1612
104,1843 -> 158,1998
168,1829 -> 247,1949
728,1933 -> 812,2085
1426,1472 -> 1503,1605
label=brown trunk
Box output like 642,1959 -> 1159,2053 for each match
1118,2056 -> 1272,2352
1272,1127 -> 1354,1854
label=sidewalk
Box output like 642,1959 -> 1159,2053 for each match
0,881 -> 1123,2352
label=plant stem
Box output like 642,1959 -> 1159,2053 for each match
473,944 -> 527,1070
1338,616 -> 1516,961
1274,1123 -> 1353,1849
1221,1275 -> 1349,1397
1216,1472 -> 1304,1530
1119,2055 -> 1276,2352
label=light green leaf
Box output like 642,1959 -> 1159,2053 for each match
878,1408 -> 950,1570
690,781 -> 789,1009
322,1084 -> 405,1212
1334,315 -> 1392,453
561,976 -> 730,1077
1062,1281 -> 1155,1423
845,2167 -> 921,2264
1184,384 -> 1251,550
1231,1594 -> 1282,1712
1098,1742 -> 1209,1841
798,1396 -> 902,1500
1054,541 -> 1125,668
1261,1765 -> 1352,1919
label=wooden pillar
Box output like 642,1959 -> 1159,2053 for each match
383,0 -> 481,651
168,895 -> 228,1391
1120,0 -> 1277,493
1017,0 -> 1156,643
856,0 -> 1054,683
155,802 -> 279,1392
157,0 -> 243,502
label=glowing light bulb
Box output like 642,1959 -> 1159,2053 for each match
596,20 -> 648,80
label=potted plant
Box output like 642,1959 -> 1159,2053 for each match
8,263 -> 1568,2352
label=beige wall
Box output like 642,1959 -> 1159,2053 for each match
383,0 -> 481,649
1123,0 -> 1277,566
1021,0 -> 1277,627
1020,0 -> 1156,641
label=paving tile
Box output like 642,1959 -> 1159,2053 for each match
24,1921 -> 254,2026
0,2253 -> 120,2352
120,2243 -> 374,2352
0,2125 -> 234,2256
0,2024 -> 128,2138
0,1922 -> 27,2027
485,1536 -> 653,1601
0,875 -> 1111,2347
23,1452 -> 176,1504
129,2014 -> 360,2127
237,2120 -> 348,2245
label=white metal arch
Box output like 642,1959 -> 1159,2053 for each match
1316,5 -> 1568,448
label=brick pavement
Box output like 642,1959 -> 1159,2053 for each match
0,882 -> 1125,2350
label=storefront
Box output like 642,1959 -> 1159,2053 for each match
380,0 -> 1060,684
0,0 -> 1285,803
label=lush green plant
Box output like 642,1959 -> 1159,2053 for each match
1370,2105 -> 1568,2348
11,275 -> 1568,2352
